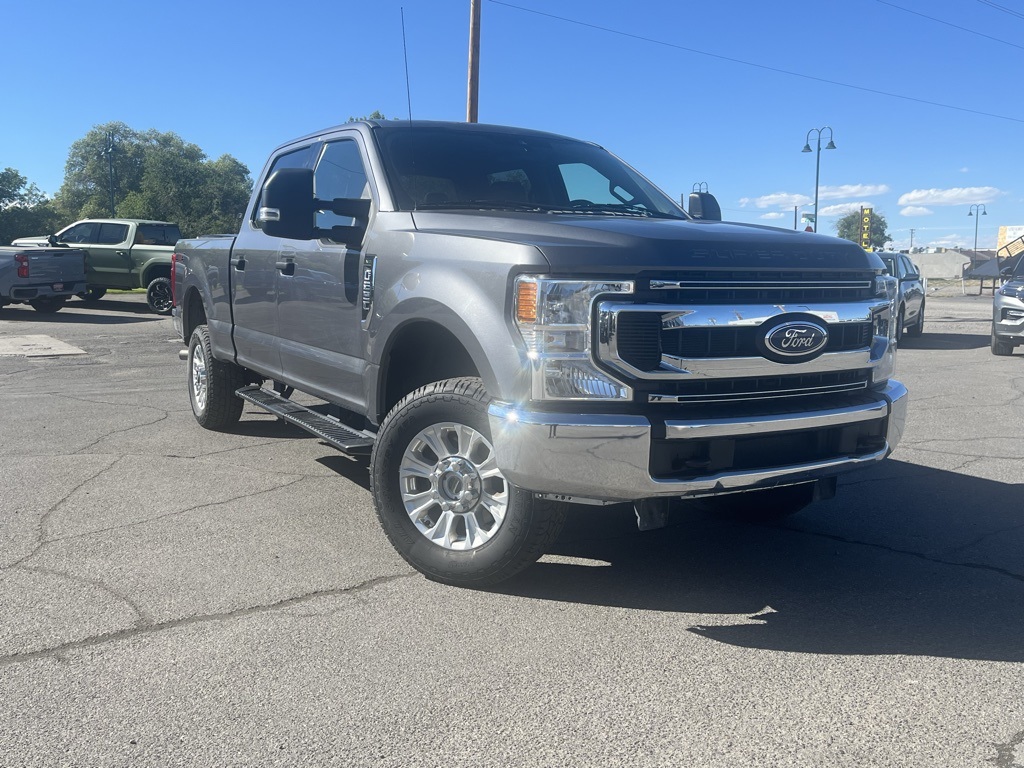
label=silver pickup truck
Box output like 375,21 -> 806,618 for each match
173,120 -> 908,587
0,247 -> 87,313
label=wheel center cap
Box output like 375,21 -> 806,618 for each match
436,457 -> 482,512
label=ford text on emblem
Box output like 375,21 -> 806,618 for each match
760,320 -> 829,363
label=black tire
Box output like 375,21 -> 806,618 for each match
895,306 -> 905,342
906,302 -> 924,337
146,277 -> 173,315
29,296 -> 66,314
370,377 -> 567,587
187,325 -> 246,430
698,483 -> 817,522
78,288 -> 107,302
991,329 -> 1015,357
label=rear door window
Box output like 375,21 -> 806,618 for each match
96,223 -> 129,244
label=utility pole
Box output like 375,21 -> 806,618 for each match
101,131 -> 116,217
466,0 -> 481,123
909,229 -> 915,251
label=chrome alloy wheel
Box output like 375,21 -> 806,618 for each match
399,422 -> 509,551
191,344 -> 209,412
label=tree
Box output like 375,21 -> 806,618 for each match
0,168 -> 61,245
55,122 -> 253,237
835,210 -> 892,250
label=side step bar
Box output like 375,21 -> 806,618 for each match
235,385 -> 376,454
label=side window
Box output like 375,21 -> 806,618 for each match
97,223 -> 129,245
559,162 -> 638,207
901,256 -> 916,278
253,145 -> 315,228
897,256 -> 909,279
314,140 -> 370,230
60,222 -> 98,244
137,224 -> 182,246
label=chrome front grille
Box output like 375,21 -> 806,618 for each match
596,274 -> 890,404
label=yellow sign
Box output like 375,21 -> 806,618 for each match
860,208 -> 873,250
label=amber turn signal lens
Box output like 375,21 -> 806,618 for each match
515,281 -> 538,323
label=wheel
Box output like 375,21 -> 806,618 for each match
991,328 -> 1015,356
698,483 -> 817,522
370,377 -> 567,587
895,306 -> 905,342
78,288 -> 107,302
906,302 -> 924,337
188,325 -> 247,430
146,277 -> 173,315
29,296 -> 66,314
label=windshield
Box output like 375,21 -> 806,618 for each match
375,127 -> 686,219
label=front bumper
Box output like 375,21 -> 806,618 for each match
488,380 -> 908,503
993,293 -> 1024,341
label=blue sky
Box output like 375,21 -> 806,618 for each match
3,0 -> 1019,251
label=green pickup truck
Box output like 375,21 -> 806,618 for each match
12,218 -> 180,314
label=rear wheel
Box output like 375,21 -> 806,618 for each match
146,277 -> 173,315
29,296 -> 66,314
370,377 -> 566,587
188,325 -> 246,430
991,328 -> 1015,356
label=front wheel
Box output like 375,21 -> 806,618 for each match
146,277 -> 173,315
188,325 -> 247,430
991,329 -> 1015,356
29,296 -> 66,314
370,377 -> 566,587
78,287 -> 107,302
895,306 -> 905,342
906,302 -> 924,337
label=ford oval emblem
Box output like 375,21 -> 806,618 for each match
762,320 -> 829,362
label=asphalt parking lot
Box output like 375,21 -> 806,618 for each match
1,292 -> 1021,767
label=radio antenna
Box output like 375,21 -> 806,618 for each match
401,8 -> 413,123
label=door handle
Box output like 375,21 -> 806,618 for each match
275,259 -> 295,276
230,257 -> 246,270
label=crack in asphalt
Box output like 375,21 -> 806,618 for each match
0,572 -> 417,669
782,524 -> 1024,584
70,410 -> 171,456
15,564 -> 153,627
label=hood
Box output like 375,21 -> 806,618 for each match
9,235 -> 49,247
410,211 -> 881,274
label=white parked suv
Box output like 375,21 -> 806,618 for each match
992,256 -> 1024,356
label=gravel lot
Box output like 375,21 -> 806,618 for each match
0,292 -> 1021,768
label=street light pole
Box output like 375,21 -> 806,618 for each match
968,203 -> 987,255
801,127 -> 836,234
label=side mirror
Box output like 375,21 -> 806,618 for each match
47,234 -> 62,247
258,167 -> 372,246
259,168 -> 316,240
687,192 -> 722,221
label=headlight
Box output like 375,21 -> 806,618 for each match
514,277 -> 634,401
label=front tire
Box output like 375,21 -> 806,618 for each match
906,302 -> 924,337
370,377 -> 566,587
146,277 -> 173,315
991,329 -> 1015,356
78,288 -> 107,302
895,306 -> 905,342
188,325 -> 246,430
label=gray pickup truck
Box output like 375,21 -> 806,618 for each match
173,120 -> 908,586
0,247 -> 87,313
13,219 -> 180,314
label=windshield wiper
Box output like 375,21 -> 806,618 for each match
562,202 -> 681,219
414,200 -> 542,212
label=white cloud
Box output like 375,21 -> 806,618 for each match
739,192 -> 812,209
960,167 -> 969,173
759,212 -> 786,220
818,201 -> 874,217
900,206 -> 933,216
818,184 -> 890,200
897,186 -> 1002,206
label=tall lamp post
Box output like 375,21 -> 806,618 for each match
968,203 -> 987,256
801,127 -> 836,233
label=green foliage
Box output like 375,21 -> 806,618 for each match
347,111 -> 391,122
55,122 -> 253,237
0,167 -> 62,245
835,210 -> 892,250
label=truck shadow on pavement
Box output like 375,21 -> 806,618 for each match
899,331 -> 989,350
492,460 -> 1024,662
0,301 -> 162,324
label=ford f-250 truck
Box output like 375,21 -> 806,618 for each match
172,120 -> 907,587
13,219 -> 181,314
0,246 -> 86,312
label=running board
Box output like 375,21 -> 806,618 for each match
236,385 -> 375,453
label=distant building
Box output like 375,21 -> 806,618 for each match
911,249 -> 974,280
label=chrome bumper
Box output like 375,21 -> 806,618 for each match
488,380 -> 908,503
